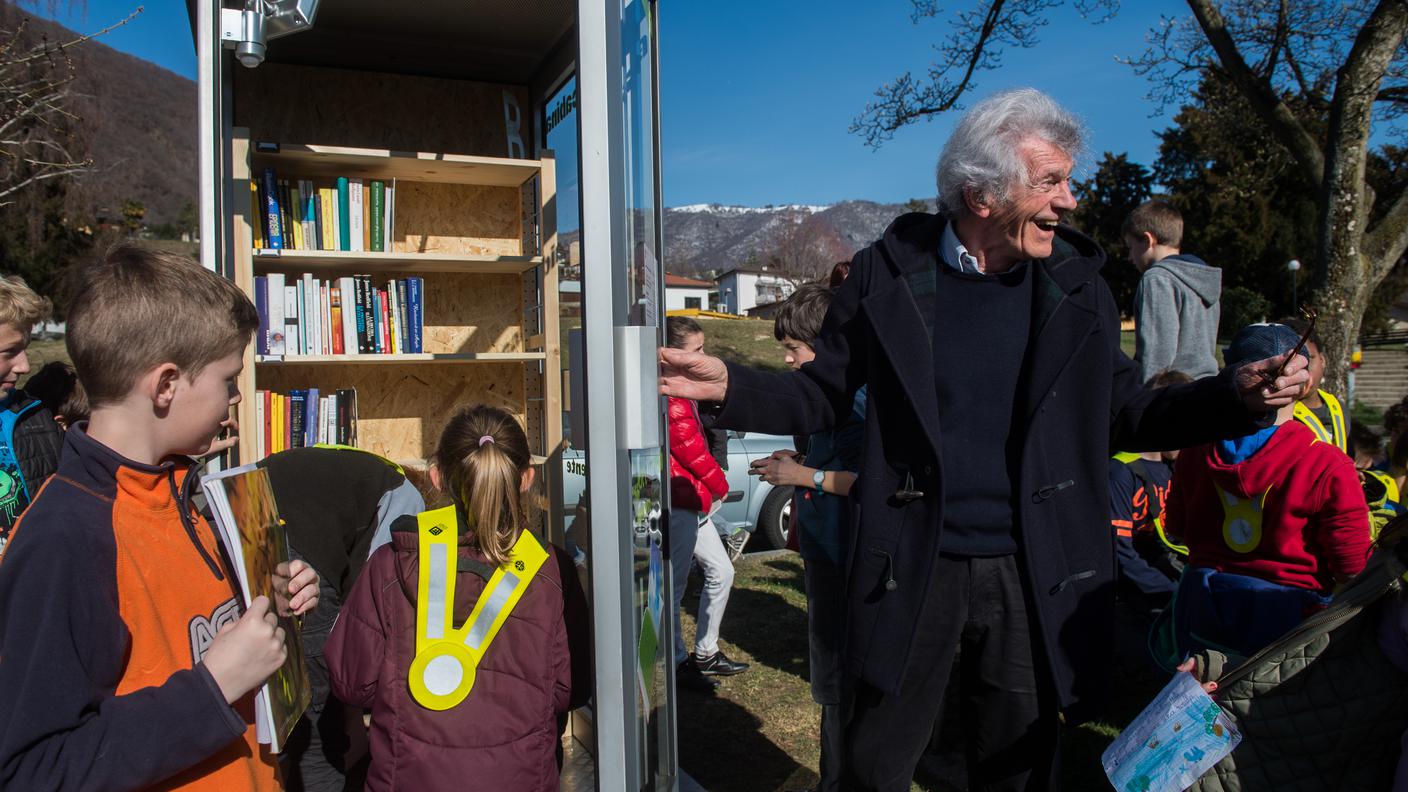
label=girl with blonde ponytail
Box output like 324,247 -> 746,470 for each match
326,404 -> 590,791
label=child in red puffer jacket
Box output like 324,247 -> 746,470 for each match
326,405 -> 590,791
667,316 -> 750,690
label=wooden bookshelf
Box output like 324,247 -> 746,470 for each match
254,352 -> 547,364
251,249 -> 543,274
230,131 -> 562,492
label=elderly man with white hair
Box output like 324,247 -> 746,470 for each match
660,88 -> 1308,791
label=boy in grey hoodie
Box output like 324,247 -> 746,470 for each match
1124,199 -> 1222,383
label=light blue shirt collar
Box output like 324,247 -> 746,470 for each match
939,222 -> 982,274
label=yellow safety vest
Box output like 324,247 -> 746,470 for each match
407,505 -> 548,711
1292,391 -> 1347,453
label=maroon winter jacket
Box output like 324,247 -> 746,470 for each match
326,512 -> 591,792
669,396 -> 729,512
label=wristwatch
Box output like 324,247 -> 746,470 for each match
812,469 -> 826,492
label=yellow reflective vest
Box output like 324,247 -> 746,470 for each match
407,505 -> 549,710
1292,391 -> 1346,453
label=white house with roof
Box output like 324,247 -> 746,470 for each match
664,273 -> 715,311
713,267 -> 796,316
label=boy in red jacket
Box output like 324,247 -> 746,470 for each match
666,317 -> 749,691
1165,322 -> 1371,663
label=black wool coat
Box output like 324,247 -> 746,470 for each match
711,213 -> 1262,717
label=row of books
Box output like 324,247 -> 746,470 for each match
254,388 -> 358,459
252,168 -> 396,253
254,273 -> 425,357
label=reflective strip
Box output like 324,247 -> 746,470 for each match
425,543 -> 448,640
465,570 -> 520,649
1293,392 -> 1346,453
1116,529 -> 1134,538
1326,392 -> 1347,453
409,505 -> 550,710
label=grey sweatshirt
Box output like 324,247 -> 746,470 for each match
1134,253 -> 1221,383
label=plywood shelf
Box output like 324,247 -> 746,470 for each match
252,249 -> 542,274
251,143 -> 541,187
231,123 -> 563,540
255,352 -> 546,365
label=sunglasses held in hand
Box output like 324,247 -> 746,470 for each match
1261,305 -> 1317,390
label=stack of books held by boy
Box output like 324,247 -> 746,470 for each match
254,387 -> 357,459
253,273 -> 425,358
252,167 -> 394,253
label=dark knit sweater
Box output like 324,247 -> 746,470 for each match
932,263 -> 1033,556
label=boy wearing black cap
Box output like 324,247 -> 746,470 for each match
1161,323 -> 1372,664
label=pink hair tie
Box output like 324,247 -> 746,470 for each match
478,435 -> 495,447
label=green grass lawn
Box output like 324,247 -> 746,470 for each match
697,317 -> 792,373
677,552 -> 1160,791
20,338 -> 71,387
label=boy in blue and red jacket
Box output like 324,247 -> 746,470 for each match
1111,370 -> 1193,604
1164,323 -> 1371,664
0,244 -> 321,791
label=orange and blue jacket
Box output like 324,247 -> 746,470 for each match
0,425 -> 278,791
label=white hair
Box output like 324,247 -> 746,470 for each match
935,88 -> 1085,218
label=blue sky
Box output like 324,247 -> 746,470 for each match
659,0 -> 1189,207
23,0 -> 1190,208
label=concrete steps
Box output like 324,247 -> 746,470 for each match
1354,348 -> 1408,411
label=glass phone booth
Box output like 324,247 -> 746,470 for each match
195,0 -> 678,788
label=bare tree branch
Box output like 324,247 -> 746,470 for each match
850,0 -> 1069,148
1366,183 -> 1408,279
1184,0 -> 1326,188
0,7 -> 137,207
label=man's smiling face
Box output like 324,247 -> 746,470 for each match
983,137 -> 1077,267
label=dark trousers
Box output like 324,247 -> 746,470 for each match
279,579 -> 369,792
844,554 -> 1059,792
805,554 -> 851,791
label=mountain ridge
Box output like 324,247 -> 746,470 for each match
3,4 -> 198,225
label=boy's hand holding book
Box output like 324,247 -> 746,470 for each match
204,595 -> 288,705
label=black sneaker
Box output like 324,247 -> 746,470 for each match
676,659 -> 719,693
692,650 -> 750,677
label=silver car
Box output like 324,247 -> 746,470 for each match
561,430 -> 796,555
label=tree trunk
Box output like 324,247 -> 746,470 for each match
1312,248 -> 1369,400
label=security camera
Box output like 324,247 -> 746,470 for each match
222,0 -> 319,69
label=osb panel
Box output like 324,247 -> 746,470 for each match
424,273 -> 523,354
233,64 -> 530,157
255,362 -> 528,464
393,183 -> 521,256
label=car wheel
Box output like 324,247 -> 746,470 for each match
757,486 -> 794,550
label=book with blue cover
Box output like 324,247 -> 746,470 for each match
254,276 -> 269,355
1102,672 -> 1240,792
261,168 -> 283,250
407,276 -> 423,353
288,390 -> 307,448
306,388 -> 319,447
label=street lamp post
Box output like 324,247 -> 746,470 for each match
1288,259 -> 1301,308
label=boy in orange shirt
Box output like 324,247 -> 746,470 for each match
0,244 -> 320,790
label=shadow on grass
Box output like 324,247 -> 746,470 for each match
718,585 -> 811,683
677,690 -> 816,792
